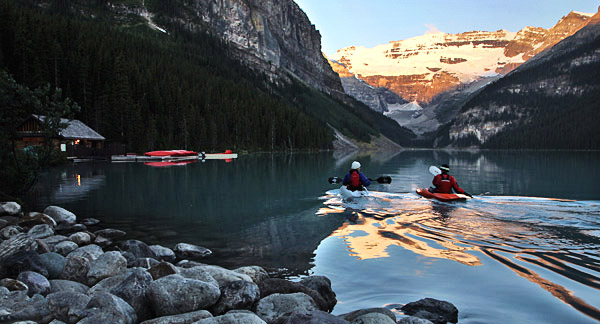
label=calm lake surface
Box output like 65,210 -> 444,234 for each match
24,150 -> 600,323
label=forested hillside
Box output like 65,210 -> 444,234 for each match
0,1 -> 414,152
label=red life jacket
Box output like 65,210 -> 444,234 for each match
350,170 -> 361,188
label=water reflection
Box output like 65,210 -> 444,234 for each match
319,189 -> 600,321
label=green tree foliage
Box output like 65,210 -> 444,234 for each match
0,71 -> 80,196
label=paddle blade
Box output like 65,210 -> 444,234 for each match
328,177 -> 342,184
376,176 -> 392,184
429,166 -> 441,176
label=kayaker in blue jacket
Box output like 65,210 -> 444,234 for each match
342,161 -> 371,191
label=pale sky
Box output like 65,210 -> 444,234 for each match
294,0 -> 600,56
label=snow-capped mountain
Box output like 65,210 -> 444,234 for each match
328,10 -> 594,134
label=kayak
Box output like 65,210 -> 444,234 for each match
144,150 -> 198,157
340,186 -> 368,199
416,188 -> 469,202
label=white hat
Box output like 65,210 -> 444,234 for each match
351,161 -> 361,169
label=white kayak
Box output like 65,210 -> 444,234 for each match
339,186 -> 369,199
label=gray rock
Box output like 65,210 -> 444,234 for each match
87,251 -> 127,285
28,224 -> 55,239
284,310 -> 350,324
67,244 -> 103,262
339,308 -> 397,323
174,243 -> 212,259
210,280 -> 260,315
110,268 -> 154,322
39,252 -> 66,279
401,298 -> 458,324
94,228 -> 126,239
49,320 -> 68,324
147,274 -> 220,317
35,239 -> 52,254
178,266 -> 219,287
69,232 -> 91,245
55,240 -> 78,256
350,313 -> 396,324
255,293 -> 318,323
259,278 -> 329,312
0,278 -> 28,291
46,291 -> 91,323
150,244 -> 176,262
397,316 -> 435,324
0,225 -> 22,239
176,260 -> 206,268
43,206 -> 76,226
194,311 -> 266,324
0,202 -> 22,216
40,235 -> 69,251
299,276 -> 337,312
234,266 -> 269,285
80,218 -> 100,226
88,270 -> 137,294
17,271 -> 51,297
119,240 -> 157,260
148,261 -> 179,280
189,265 -> 252,288
49,279 -> 89,294
0,291 -> 53,323
94,235 -> 114,247
2,250 -> 49,278
19,212 -> 57,228
129,257 -> 160,269
77,291 -> 137,324
60,256 -> 90,284
139,310 -> 212,324
0,217 -> 8,229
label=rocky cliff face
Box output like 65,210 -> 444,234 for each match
329,11 -> 593,105
444,8 -> 600,148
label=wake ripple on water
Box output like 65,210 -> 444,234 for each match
319,190 -> 600,321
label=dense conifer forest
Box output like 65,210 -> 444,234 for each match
0,1 -> 414,153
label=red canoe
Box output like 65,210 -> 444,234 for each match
144,150 -> 198,157
416,188 -> 469,202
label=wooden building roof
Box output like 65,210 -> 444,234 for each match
30,114 -> 105,140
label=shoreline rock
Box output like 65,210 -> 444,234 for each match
0,202 -> 459,323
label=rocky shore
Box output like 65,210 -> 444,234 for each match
0,202 -> 459,324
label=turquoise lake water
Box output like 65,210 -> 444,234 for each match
24,150 -> 600,323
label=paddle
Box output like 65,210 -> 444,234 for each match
328,176 -> 392,184
428,165 -> 473,198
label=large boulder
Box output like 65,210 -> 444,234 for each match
148,262 -> 179,280
87,251 -> 127,285
400,298 -> 458,324
28,224 -> 55,240
88,270 -> 137,294
17,271 -> 51,297
39,235 -> 69,252
255,293 -> 318,323
39,252 -> 66,279
54,241 -> 78,256
60,256 -> 90,284
69,232 -> 91,246
234,266 -> 269,285
109,268 -> 155,322
284,310 -> 350,324
173,243 -> 212,259
2,250 -> 49,278
138,310 -> 212,324
149,245 -> 176,263
49,279 -> 89,294
147,274 -> 220,317
0,202 -> 22,216
46,291 -> 91,323
299,276 -> 336,312
177,266 -> 219,287
259,278 -> 329,312
195,311 -> 266,324
119,240 -> 157,260
209,280 -> 260,315
43,206 -> 76,226
187,265 -> 252,288
339,308 -> 397,323
66,244 -> 104,262
77,291 -> 137,324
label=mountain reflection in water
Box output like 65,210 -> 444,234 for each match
318,190 -> 600,321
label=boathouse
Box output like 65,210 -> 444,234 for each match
15,114 -> 105,155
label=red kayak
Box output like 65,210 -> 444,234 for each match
144,150 -> 198,157
416,188 -> 469,202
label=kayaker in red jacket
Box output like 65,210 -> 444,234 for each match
431,164 -> 472,197
342,161 -> 371,191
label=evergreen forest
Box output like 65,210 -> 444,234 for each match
0,0 -> 414,154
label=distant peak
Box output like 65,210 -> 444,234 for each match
570,11 -> 594,17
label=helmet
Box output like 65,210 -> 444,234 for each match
440,164 -> 450,172
351,161 -> 361,169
